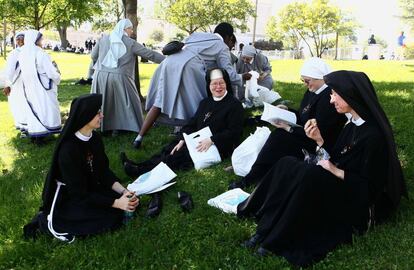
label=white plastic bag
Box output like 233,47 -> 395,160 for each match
244,71 -> 260,99
127,162 -> 177,195
231,126 -> 271,176
245,71 -> 281,107
183,126 -> 222,170
207,188 -> 250,214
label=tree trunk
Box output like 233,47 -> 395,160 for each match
123,0 -> 144,101
57,24 -> 69,49
334,32 -> 339,60
3,19 -> 7,59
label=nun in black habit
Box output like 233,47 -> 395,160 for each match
229,57 -> 347,190
237,71 -> 407,267
25,94 -> 139,241
121,68 -> 244,216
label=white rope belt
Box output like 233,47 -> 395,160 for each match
47,181 -> 75,243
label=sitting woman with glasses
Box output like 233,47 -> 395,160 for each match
229,57 -> 347,190
121,68 -> 244,217
24,94 -> 139,241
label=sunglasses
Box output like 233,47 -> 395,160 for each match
301,78 -> 313,84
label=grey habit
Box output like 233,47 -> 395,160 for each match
145,32 -> 242,126
236,52 -> 274,89
91,35 -> 165,132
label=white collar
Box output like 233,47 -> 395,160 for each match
351,117 -> 365,126
313,84 -> 328,95
214,33 -> 224,42
75,131 -> 93,141
213,91 -> 228,101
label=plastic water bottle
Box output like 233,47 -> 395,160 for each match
123,194 -> 136,224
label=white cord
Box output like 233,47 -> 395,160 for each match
47,181 -> 75,243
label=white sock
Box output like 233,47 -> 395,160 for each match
134,134 -> 143,142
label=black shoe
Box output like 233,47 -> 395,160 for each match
132,140 -> 142,149
178,191 -> 194,212
123,161 -> 142,178
228,178 -> 247,190
120,152 -> 139,166
146,193 -> 162,218
256,246 -> 272,257
241,233 -> 264,249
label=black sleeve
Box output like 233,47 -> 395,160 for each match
178,100 -> 205,139
58,143 -> 115,208
95,134 -> 118,189
211,101 -> 244,147
344,134 -> 387,198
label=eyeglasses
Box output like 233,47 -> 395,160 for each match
210,81 -> 226,87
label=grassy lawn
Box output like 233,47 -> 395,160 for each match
0,52 -> 413,269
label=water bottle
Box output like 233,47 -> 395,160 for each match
123,194 -> 136,225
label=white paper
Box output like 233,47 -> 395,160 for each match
147,182 -> 176,194
183,126 -> 221,170
261,102 -> 301,127
127,162 -> 177,195
207,188 -> 250,214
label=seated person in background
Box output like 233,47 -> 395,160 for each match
236,45 -> 274,90
237,70 -> 407,267
229,57 -> 347,190
121,68 -> 244,217
24,94 -> 139,241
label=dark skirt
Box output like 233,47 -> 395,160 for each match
39,189 -> 123,237
238,156 -> 369,267
128,140 -> 193,177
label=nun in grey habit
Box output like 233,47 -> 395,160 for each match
134,23 -> 250,148
236,45 -> 274,90
91,19 -> 165,134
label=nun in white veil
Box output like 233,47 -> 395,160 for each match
3,31 -> 30,134
18,30 -> 61,144
91,18 -> 165,135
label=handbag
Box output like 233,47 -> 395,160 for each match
162,38 -> 221,55
162,41 -> 185,55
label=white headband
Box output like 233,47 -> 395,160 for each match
210,69 -> 223,80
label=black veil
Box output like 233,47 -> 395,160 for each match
40,94 -> 102,213
324,70 -> 407,219
205,68 -> 233,97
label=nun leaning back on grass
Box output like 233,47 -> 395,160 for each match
91,19 -> 165,136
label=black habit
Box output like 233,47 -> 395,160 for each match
237,71 -> 406,267
125,93 -> 244,177
27,94 -> 124,239
242,86 -> 346,187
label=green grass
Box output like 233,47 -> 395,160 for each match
0,52 -> 413,269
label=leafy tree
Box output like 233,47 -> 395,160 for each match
266,3 -> 308,58
150,29 -> 164,43
333,11 -> 359,59
399,0 -> 414,28
166,0 -> 254,34
266,0 -> 356,58
93,0 -> 125,32
2,0 -> 101,48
